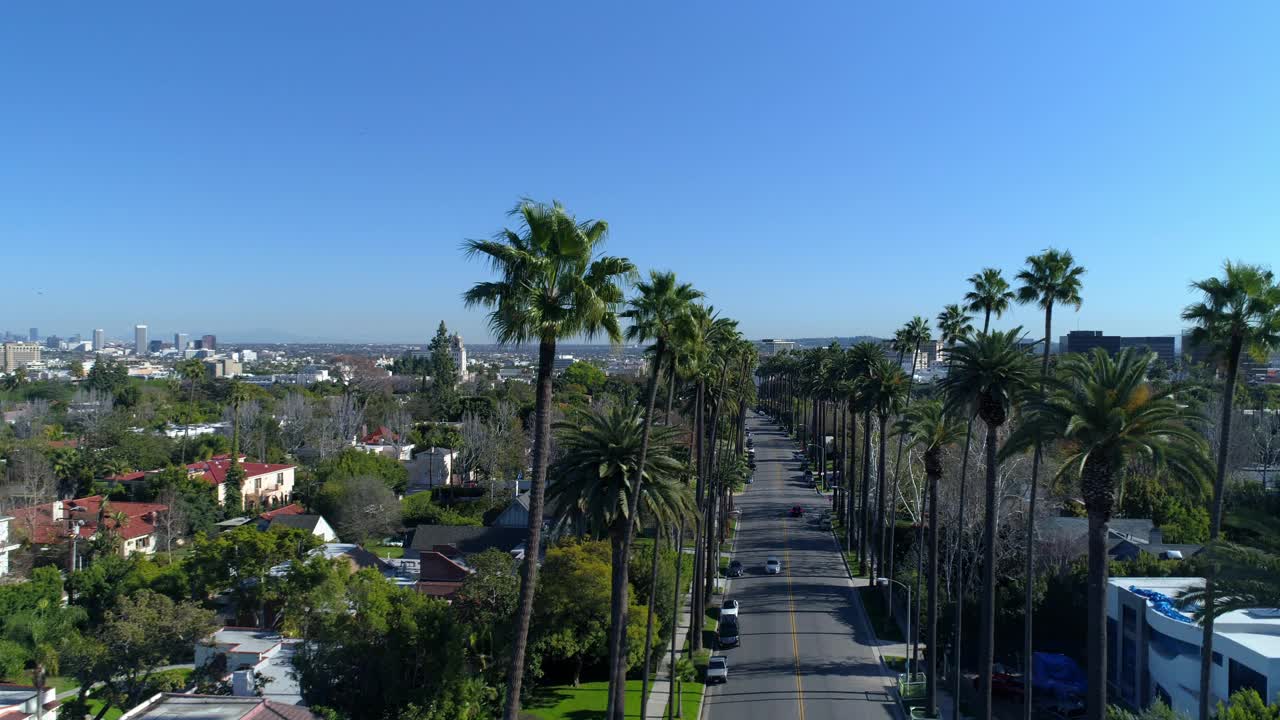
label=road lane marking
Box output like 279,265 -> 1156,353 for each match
782,519 -> 806,720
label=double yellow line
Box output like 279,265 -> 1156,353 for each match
782,520 -> 806,720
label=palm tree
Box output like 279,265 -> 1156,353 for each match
964,268 -> 1015,333
1178,542 -> 1280,621
859,356 -> 908,580
619,270 -> 701,718
846,342 -> 886,574
1013,248 -> 1085,719
547,404 -> 696,717
936,304 -> 974,356
462,199 -> 635,720
177,358 -> 206,465
225,380 -> 251,510
939,328 -> 1037,720
1181,261 -> 1280,720
887,316 -> 932,607
1003,348 -> 1210,720
894,400 -> 965,717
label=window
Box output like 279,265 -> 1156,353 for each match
255,478 -> 262,492
1121,637 -> 1137,699
277,472 -> 283,487
1108,618 -> 1118,683
1228,659 -> 1267,700
1212,652 -> 1222,666
1149,627 -> 1198,660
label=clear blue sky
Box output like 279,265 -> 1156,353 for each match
2,3 -> 1277,344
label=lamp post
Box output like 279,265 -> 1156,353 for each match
877,576 -> 912,678
67,519 -> 85,571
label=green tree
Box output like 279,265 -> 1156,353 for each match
424,321 -> 461,418
1004,348 -> 1210,720
315,447 -> 409,493
453,548 -> 520,679
560,361 -> 607,396
939,327 -> 1037,720
462,198 -> 634,720
1215,688 -> 1280,720
85,355 -> 129,395
1178,542 -> 1280,622
964,267 -> 1016,333
186,524 -> 320,625
858,355 -> 907,580
316,475 -> 402,545
1182,261 -> 1280,720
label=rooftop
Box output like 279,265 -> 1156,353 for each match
1113,576 -> 1280,659
119,694 -> 317,720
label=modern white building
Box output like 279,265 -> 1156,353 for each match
0,516 -> 19,577
135,325 -> 148,355
756,339 -> 797,357
1108,577 -> 1280,716
93,328 -> 105,350
0,684 -> 59,720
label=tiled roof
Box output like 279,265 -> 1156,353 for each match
187,456 -> 293,486
259,503 -> 304,520
407,525 -> 527,556
418,551 -> 472,582
8,496 -> 166,545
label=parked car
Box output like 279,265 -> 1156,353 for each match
727,560 -> 744,577
972,665 -> 1024,698
720,599 -> 739,618
706,655 -> 729,684
765,557 -> 781,574
718,617 -> 740,647
789,505 -> 804,517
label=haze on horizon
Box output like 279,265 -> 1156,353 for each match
3,3 -> 1277,344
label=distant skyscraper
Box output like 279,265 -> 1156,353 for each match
1062,330 -> 1175,366
201,334 -> 217,352
93,329 -> 105,350
29,328 -> 38,342
135,325 -> 149,355
450,333 -> 467,379
175,333 -> 189,352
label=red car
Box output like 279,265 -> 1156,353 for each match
973,666 -> 1025,698
789,505 -> 805,517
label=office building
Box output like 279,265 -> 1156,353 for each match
134,325 -> 148,355
757,339 -> 797,357
93,328 -> 105,350
1108,577 -> 1280,717
148,340 -> 165,354
204,357 -> 242,379
1062,331 -> 1176,366
45,335 -> 61,349
28,328 -> 38,342
2,342 -> 42,372
201,334 -> 217,352
174,333 -> 189,351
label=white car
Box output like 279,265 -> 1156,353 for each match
764,557 -> 781,575
706,655 -> 729,684
720,599 -> 739,618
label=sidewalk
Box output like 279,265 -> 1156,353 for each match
642,591 -> 695,720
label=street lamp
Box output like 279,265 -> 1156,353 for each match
67,520 -> 85,572
876,576 -> 912,678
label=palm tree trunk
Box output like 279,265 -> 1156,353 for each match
1085,506 -> 1110,720
1198,335 -> 1243,720
874,414 -> 889,581
703,362 -> 730,608
859,410 -> 873,576
1023,304 -> 1054,720
607,529 -> 630,720
691,381 -> 706,652
669,524 -> 685,719
502,337 -> 557,720
664,361 -> 678,425
610,347 -> 667,719
977,420 -> 999,720
926,464 -> 941,717
640,528 -> 663,720
952,413 -> 976,720
888,341 -> 923,604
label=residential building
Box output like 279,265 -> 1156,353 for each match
416,551 -> 473,599
120,694 -> 318,720
174,332 -> 189,351
2,342 -> 42,372
405,448 -> 460,492
8,496 -> 168,562
93,328 -> 105,350
1108,577 -> 1280,717
1062,331 -> 1176,366
1040,517 -> 1202,563
135,325 -> 148,355
204,357 -> 243,379
756,339 -> 797,357
406,525 -> 528,565
355,426 -> 414,461
0,683 -> 59,720
0,516 -> 19,577
201,334 -> 217,351
161,422 -> 229,439
491,492 -> 563,529
194,628 -> 305,705
257,505 -> 338,542
112,455 -> 296,510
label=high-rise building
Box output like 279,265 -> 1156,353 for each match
45,336 -> 61,350
93,329 -> 105,351
201,334 -> 217,352
135,325 -> 149,355
149,340 -> 165,354
1062,330 -> 1175,366
450,334 -> 468,379
175,333 -> 189,352
29,328 -> 38,342
2,342 -> 42,372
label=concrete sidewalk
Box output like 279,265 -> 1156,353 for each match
642,592 -> 695,720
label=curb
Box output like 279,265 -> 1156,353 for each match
830,527 -> 899,686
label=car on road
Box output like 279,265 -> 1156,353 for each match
706,656 -> 729,684
789,505 -> 804,517
718,616 -> 740,647
727,560 -> 744,577
720,599 -> 739,618
764,557 -> 781,574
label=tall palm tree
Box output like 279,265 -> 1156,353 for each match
225,380 -> 251,510
462,199 -> 635,720
887,316 -> 932,606
964,268 -> 1015,333
1181,261 -> 1280,720
860,357 -> 908,580
1013,248 -> 1085,719
1004,348 -> 1210,720
846,342 -> 886,574
177,358 -> 206,465
939,328 -> 1037,720
547,404 -> 696,720
894,400 -> 965,717
936,304 -> 974,357
618,271 -> 701,716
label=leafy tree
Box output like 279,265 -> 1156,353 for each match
85,355 -> 129,396
316,475 -> 402,544
462,198 -> 634,720
559,361 -> 607,396
453,548 -> 519,679
1215,688 -> 1280,720
424,321 -> 461,419
315,447 -> 408,493
186,525 -> 320,625
401,491 -> 482,527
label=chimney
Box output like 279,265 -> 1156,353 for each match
51,500 -> 64,522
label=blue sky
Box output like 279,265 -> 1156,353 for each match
2,3 -> 1277,344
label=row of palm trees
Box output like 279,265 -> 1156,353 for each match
464,199 -> 757,720
757,258 -> 1280,720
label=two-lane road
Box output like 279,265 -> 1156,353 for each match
704,413 -> 899,720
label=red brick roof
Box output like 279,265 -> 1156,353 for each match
108,455 -> 294,487
259,503 -> 304,520
7,496 -> 166,545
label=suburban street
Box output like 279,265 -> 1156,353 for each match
703,412 -> 901,720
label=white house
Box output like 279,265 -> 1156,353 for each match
195,627 -> 303,705
1108,577 -> 1280,716
0,684 -> 59,720
0,516 -> 19,577
406,448 -> 459,493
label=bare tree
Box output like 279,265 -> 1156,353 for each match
330,475 -> 402,545
154,486 -> 190,555
279,391 -> 313,458
12,399 -> 51,440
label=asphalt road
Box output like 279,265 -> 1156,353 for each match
703,412 -> 900,720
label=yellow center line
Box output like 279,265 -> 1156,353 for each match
783,518 -> 806,720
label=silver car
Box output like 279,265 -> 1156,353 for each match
764,557 -> 781,575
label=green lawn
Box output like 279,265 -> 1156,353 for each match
523,679 -> 703,720
857,585 -> 905,642
86,698 -> 124,720
0,675 -> 79,696
371,544 -> 405,559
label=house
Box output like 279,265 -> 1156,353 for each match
1039,517 -> 1202,563
0,516 -> 19,577
405,448 -> 460,493
0,684 -> 59,720
406,525 -> 528,565
416,551 -> 473,599
112,455 -> 296,510
119,694 -> 319,720
8,496 -> 168,561
353,427 -> 415,462
195,628 -> 304,705
1108,577 -> 1280,717
268,543 -> 414,588
490,492 -> 562,529
261,514 -> 337,543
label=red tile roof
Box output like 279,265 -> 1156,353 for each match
8,495 -> 166,545
108,455 -> 295,487
259,503 -> 304,520
359,426 -> 399,444
418,551 -> 472,582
